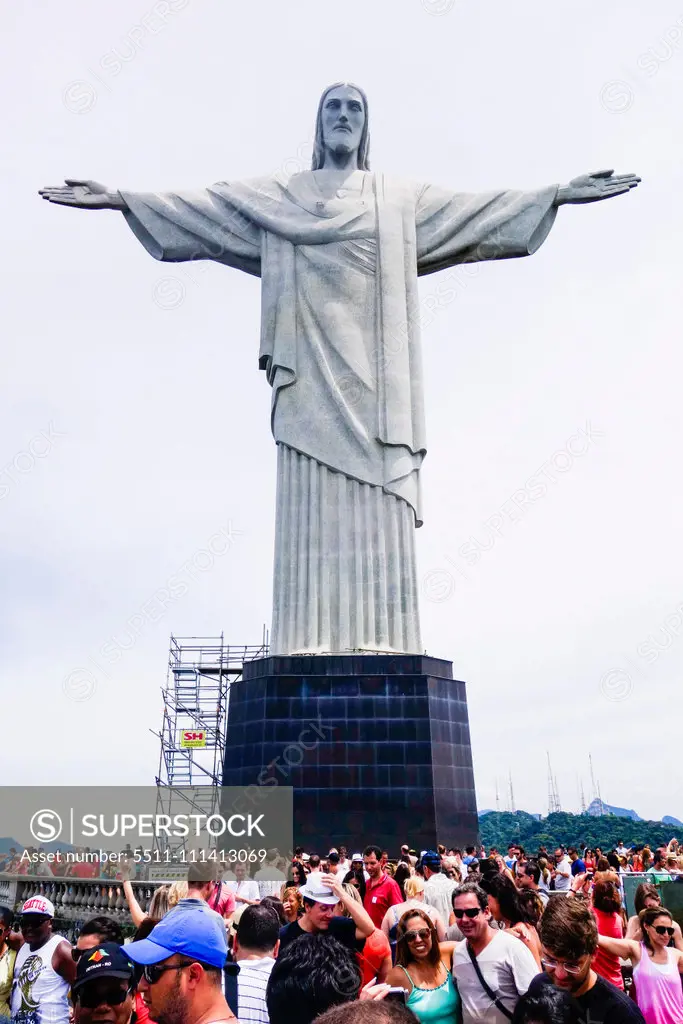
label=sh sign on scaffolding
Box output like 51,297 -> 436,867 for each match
180,730 -> 206,749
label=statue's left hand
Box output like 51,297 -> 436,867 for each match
556,169 -> 641,205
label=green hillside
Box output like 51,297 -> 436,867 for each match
479,811 -> 678,851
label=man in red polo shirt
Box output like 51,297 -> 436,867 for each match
362,845 -> 402,928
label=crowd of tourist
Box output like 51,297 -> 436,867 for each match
2,839 -> 683,1024
0,847 -> 151,881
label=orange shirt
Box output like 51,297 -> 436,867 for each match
357,928 -> 392,986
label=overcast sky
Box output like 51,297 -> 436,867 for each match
2,0 -> 682,825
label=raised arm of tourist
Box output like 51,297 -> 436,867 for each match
122,878 -> 147,928
597,934 -> 641,962
322,873 -> 374,939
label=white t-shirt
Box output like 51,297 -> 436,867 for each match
236,956 -> 275,1024
453,930 -> 539,1024
254,864 -> 286,900
554,856 -> 572,891
423,873 -> 458,926
225,879 -> 261,903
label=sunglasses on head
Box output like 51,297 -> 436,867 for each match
453,908 -> 481,920
78,985 -> 132,1009
403,928 -> 431,942
654,925 -> 675,936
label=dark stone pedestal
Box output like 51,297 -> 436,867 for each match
222,654 -> 478,852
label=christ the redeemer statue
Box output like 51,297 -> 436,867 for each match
41,83 -> 639,657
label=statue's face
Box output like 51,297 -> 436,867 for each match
320,85 -> 365,164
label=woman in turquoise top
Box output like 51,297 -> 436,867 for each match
385,908 -> 460,1023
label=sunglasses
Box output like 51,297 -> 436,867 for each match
541,956 -> 585,975
143,963 -> 191,985
654,926 -> 675,937
71,947 -> 92,963
78,986 -> 132,1009
453,908 -> 481,920
403,928 -> 431,942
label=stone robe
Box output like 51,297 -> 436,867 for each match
121,171 -> 558,654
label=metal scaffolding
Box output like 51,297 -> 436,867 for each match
152,632 -> 268,855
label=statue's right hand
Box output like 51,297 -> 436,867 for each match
39,179 -> 123,209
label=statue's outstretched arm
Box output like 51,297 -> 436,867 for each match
40,180 -> 261,272
555,169 -> 640,206
39,179 -> 127,211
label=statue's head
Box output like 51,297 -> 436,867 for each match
311,82 -> 370,170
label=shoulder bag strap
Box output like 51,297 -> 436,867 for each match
466,943 -> 513,1021
212,881 -> 223,910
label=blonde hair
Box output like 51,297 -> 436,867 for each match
168,881 -> 188,907
403,876 -> 425,899
148,885 -> 170,919
338,882 -> 362,917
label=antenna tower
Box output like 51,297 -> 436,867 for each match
547,752 -> 562,813
578,776 -> 587,814
589,753 -> 605,815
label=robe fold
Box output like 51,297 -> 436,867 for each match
121,172 -> 558,654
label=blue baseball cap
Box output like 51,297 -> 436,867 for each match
421,850 -> 441,870
124,905 -> 227,969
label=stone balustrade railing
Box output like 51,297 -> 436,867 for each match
0,875 -> 164,942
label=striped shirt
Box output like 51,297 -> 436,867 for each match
236,956 -> 275,1024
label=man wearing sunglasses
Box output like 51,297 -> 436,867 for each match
451,883 -> 538,1023
124,904 -> 236,1024
72,942 -> 136,1024
10,896 -> 76,1024
526,895 -> 645,1022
